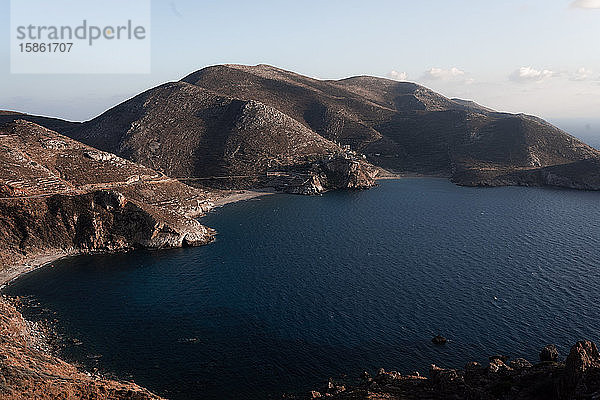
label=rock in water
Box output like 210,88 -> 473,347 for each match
432,335 -> 447,345
540,344 -> 559,362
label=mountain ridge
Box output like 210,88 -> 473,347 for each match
3,64 -> 600,191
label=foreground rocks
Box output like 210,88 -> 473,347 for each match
300,341 -> 600,400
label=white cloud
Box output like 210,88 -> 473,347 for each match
388,70 -> 408,81
570,0 -> 600,8
571,67 -> 593,81
422,67 -> 465,80
509,66 -> 556,83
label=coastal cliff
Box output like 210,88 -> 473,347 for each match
0,190 -> 213,270
0,120 -> 217,275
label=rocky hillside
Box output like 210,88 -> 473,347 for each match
57,82 -> 377,193
6,65 -> 598,191
0,120 -> 215,274
300,341 -> 600,400
179,64 -> 600,188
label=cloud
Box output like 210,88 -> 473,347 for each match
422,67 -> 465,80
388,70 -> 408,81
509,66 -> 556,83
570,0 -> 600,8
571,67 -> 593,81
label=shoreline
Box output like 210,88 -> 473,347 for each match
0,187 -> 279,398
0,188 -> 275,288
3,181 -> 600,399
0,251 -> 75,287
0,179 -> 439,287
211,188 -> 276,207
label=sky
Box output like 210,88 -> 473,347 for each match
0,0 -> 599,123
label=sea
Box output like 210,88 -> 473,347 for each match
5,177 -> 600,399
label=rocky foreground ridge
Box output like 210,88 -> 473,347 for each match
300,341 -> 600,400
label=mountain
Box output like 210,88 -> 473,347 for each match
6,64 -> 600,191
54,81 -> 376,194
0,120 -> 215,270
179,64 -> 600,187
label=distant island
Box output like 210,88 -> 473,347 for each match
1,64 -> 600,399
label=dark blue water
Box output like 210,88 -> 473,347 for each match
5,179 -> 600,399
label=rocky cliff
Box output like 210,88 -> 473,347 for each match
0,120 -> 215,272
0,190 -> 213,269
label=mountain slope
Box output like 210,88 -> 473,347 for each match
66,82 -> 342,177
64,80 -> 377,193
13,64 -> 600,191
179,64 -> 600,186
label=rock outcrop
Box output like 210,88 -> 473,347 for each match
561,340 -> 600,396
274,156 -> 378,195
300,341 -> 600,400
541,344 -> 560,362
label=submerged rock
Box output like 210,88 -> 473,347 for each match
432,335 -> 447,345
